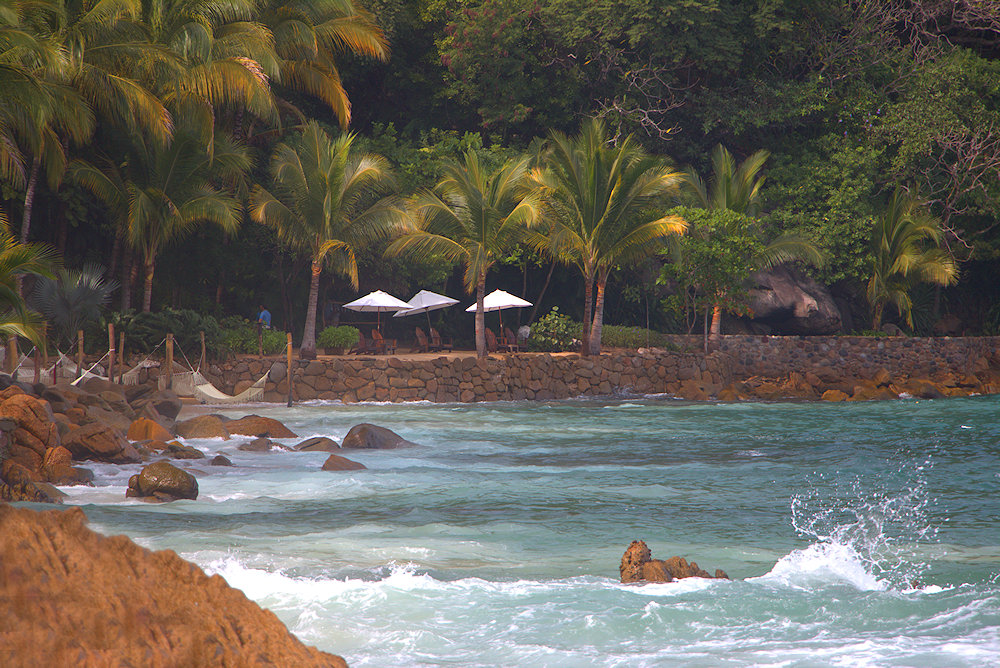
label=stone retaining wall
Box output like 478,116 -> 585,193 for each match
147,335 -> 1000,404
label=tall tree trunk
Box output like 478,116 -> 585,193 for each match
16,156 -> 41,298
589,267 -> 609,355
527,260 -> 556,324
581,272 -> 593,357
709,302 -> 723,340
142,256 -> 155,312
300,258 -> 321,360
475,273 -> 486,358
120,248 -> 133,311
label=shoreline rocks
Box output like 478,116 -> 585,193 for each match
620,540 -> 729,583
126,461 -> 199,502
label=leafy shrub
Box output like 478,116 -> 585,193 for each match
123,308 -> 222,355
599,325 -> 673,349
219,318 -> 286,355
527,308 -> 582,352
317,325 -> 359,350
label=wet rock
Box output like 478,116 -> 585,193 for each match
175,415 -> 230,440
821,389 -> 849,402
295,436 -> 340,452
237,437 -> 290,452
0,460 -> 62,503
63,423 -> 141,464
164,441 -> 206,460
226,415 -> 297,439
341,423 -> 417,449
210,454 -> 233,466
321,454 -> 366,471
619,540 -> 729,584
126,417 -> 173,442
0,392 -> 61,470
126,461 -> 198,501
0,505 -> 346,666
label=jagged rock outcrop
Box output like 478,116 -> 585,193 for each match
126,417 -> 173,442
341,423 -> 417,450
126,461 -> 198,501
620,540 -> 729,583
321,454 -> 366,471
743,266 -> 841,335
175,414 -> 231,440
63,423 -> 141,464
0,505 -> 346,667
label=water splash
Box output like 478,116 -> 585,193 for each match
789,455 -> 939,590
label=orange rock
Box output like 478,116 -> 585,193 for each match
226,415 -> 297,439
0,505 -> 346,666
321,454 -> 367,471
821,389 -> 849,402
126,417 -> 172,442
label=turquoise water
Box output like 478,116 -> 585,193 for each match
60,397 -> 999,666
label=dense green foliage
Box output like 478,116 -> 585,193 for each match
219,317 -> 287,356
3,0 -> 1000,348
317,325 -> 361,350
526,307 -> 580,352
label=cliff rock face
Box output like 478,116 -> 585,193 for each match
744,266 -> 841,334
0,504 -> 347,668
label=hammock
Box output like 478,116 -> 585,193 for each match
159,369 -> 268,404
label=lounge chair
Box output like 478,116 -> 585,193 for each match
502,327 -> 520,352
350,331 -> 375,354
430,327 -> 453,352
485,328 -> 502,353
371,329 -> 397,355
414,327 -> 431,353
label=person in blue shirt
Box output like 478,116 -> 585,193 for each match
257,305 -> 271,329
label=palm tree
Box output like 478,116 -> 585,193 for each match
252,121 -> 399,359
29,262 -> 117,347
867,188 -> 957,330
71,122 -> 249,311
531,119 -> 685,355
0,215 -> 57,345
388,151 -> 541,357
263,0 -> 388,128
684,144 -> 823,338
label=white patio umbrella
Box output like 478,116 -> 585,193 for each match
465,289 -> 532,332
343,290 -> 411,332
393,289 -> 459,329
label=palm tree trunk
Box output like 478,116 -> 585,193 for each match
589,267 -> 609,355
475,274 -> 486,358
581,273 -> 593,356
300,259 -> 321,360
527,260 -> 556,324
142,256 -> 155,312
709,302 -> 723,340
872,303 -> 883,331
120,248 -> 133,311
15,156 -> 41,298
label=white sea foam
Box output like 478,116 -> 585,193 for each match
753,541 -> 886,591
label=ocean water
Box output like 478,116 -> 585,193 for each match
58,397 -> 999,667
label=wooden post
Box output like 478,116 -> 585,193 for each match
41,323 -> 48,368
76,330 -> 84,380
118,331 -> 125,383
199,330 -> 206,370
33,347 -> 40,384
165,333 -> 174,390
286,332 -> 293,407
257,323 -> 263,357
6,335 -> 16,376
107,323 -> 115,384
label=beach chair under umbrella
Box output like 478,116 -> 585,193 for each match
465,289 -> 532,333
343,290 -> 411,333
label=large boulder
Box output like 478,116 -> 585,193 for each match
619,540 -> 729,583
295,436 -> 340,452
237,437 -> 290,452
0,460 -> 63,503
742,266 -> 841,335
226,415 -> 297,439
63,423 -> 141,464
127,417 -> 173,442
341,423 -> 417,449
0,505 -> 346,666
321,454 -> 366,471
0,390 -> 61,470
164,441 -> 206,460
40,446 -> 93,486
175,415 -> 230,440
126,461 -> 198,501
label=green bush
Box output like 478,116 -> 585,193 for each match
219,318 -> 286,355
599,325 -> 673,349
527,308 -> 582,352
89,308 -> 223,357
317,325 -> 360,350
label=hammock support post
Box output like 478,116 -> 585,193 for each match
286,332 -> 293,408
118,331 -> 125,384
76,330 -> 84,380
107,323 -> 115,385
6,335 -> 16,375
33,348 -> 40,384
200,331 -> 206,370
165,334 -> 174,390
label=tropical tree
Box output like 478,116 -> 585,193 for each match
263,0 -> 388,128
29,262 -> 117,347
71,122 -> 249,311
867,188 -> 958,330
0,216 -> 57,345
252,121 -> 399,359
388,151 -> 541,357
531,118 -> 685,355
683,144 -> 823,338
